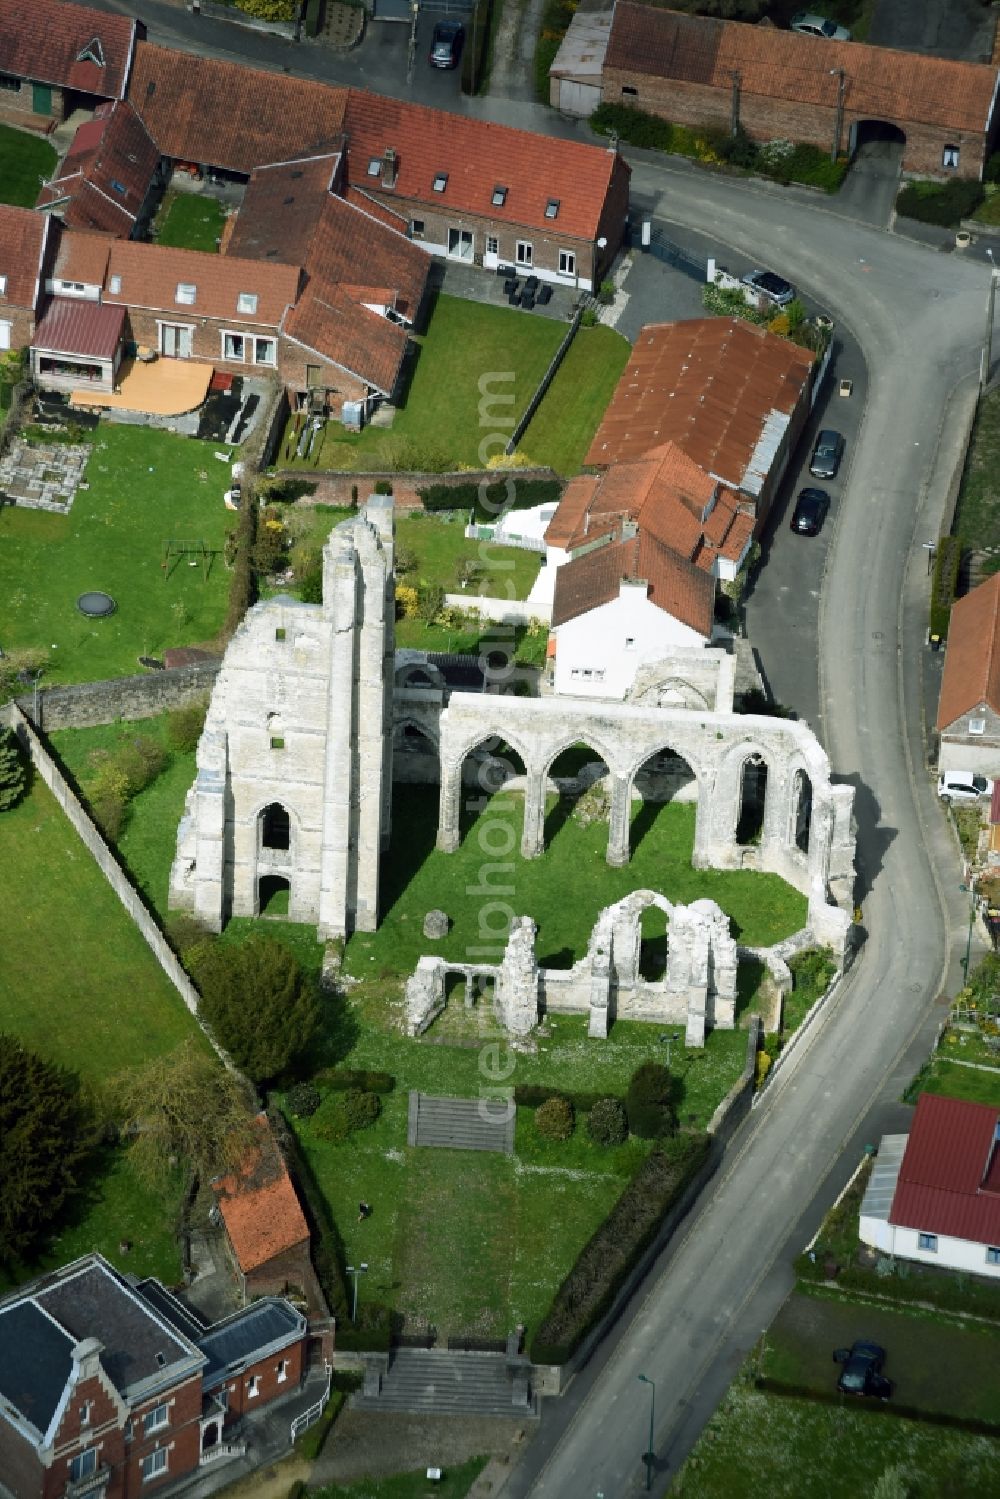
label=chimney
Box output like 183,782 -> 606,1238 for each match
381,147 -> 397,190
71,1338 -> 105,1383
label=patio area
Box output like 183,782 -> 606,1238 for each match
69,356 -> 214,417
0,437 -> 91,514
436,261 -> 581,323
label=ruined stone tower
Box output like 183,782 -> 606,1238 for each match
168,496 -> 394,939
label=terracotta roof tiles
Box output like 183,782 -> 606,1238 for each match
102,239 -> 301,326
0,203 -> 49,311
552,529 -> 714,637
226,153 -> 342,266
606,3 -> 1000,135
37,101 -> 159,238
52,228 -> 114,288
937,572 -> 1000,730
284,282 -> 410,396
0,0 -> 136,99
211,1116 -> 309,1276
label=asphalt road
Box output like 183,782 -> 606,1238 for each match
500,167 -> 991,1495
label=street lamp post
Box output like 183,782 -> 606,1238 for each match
637,1373 -> 655,1491
659,1032 -> 681,1067
960,881 -> 978,977
346,1262 -> 368,1323
829,68 -> 846,163
985,249 -> 998,390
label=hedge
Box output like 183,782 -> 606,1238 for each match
294,1390 -> 346,1460
529,1133 -> 711,1364
514,1083 -> 619,1112
461,0 -> 491,94
930,534 -> 963,639
418,478 -> 562,519
313,1067 -> 396,1094
794,1251 -> 1000,1321
303,0 -> 322,36
896,178 -> 985,227
756,1377 -> 1000,1437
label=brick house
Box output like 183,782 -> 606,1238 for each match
602,3 -> 1000,181
936,571 -> 1000,775
37,102 -> 164,240
545,440 -> 752,696
0,0 -> 138,124
586,318 -> 818,532
0,1253 -> 307,1499
210,1114 -> 326,1318
0,205 -> 54,353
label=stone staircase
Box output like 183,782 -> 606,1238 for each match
350,1349 -> 536,1418
408,1092 -> 515,1154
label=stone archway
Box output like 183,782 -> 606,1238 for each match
543,739 -> 612,849
258,873 -> 290,916
629,744 -> 699,859
260,801 -> 291,852
736,754 -> 768,847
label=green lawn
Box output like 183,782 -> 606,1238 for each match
314,1460 -> 488,1499
904,1057 -> 1000,1109
0,776 -> 203,1082
278,294 -> 565,472
155,191 -> 227,252
518,324 -> 630,475
0,123 -> 56,207
673,1382 -> 1000,1498
0,426 -> 235,683
953,385 -> 1000,567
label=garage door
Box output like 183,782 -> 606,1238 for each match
557,80 -> 601,117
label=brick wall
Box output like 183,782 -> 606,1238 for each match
0,306 -> 35,349
124,306 -> 282,381
0,1420 -> 43,1499
123,1377 -> 202,1497
216,1332 -> 306,1422
277,338 -> 369,403
594,152 -> 631,282
0,78 -> 66,119
602,67 -> 989,180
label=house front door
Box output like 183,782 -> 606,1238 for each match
160,324 -> 193,359
447,228 -> 474,262
32,83 -> 52,114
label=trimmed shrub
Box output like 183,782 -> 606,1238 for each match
625,1062 -> 675,1140
514,1083 -> 613,1112
286,1082 -> 321,1118
897,178 -> 984,227
294,1390 -> 346,1461
930,533 -> 963,638
460,0 -> 491,94
303,0 -> 322,36
787,947 -> 836,1007
529,1134 -> 711,1364
314,1067 -> 395,1094
167,699 -> 208,754
0,725 -> 28,812
374,479 -> 393,496
586,1096 -> 628,1147
313,1088 -> 381,1143
224,492 -> 258,638
418,478 -> 561,519
535,1095 -> 574,1141
591,102 -> 676,152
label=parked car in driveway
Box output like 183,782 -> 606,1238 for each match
809,430 -> 845,480
429,20 -> 464,68
790,487 -> 830,536
833,1341 -> 892,1399
938,771 -> 993,803
791,12 -> 852,40
741,269 -> 795,308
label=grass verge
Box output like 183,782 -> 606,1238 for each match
952,385 -> 1000,567
0,123 -> 57,206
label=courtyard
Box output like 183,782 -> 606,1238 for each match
0,122 -> 56,207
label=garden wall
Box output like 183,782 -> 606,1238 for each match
17,661 -> 221,732
442,593 -> 550,625
188,0 -> 298,39
5,703 -> 232,1068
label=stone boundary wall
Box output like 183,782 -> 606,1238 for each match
442,594 -> 550,625
752,970 -> 842,1103
5,704 -> 233,1069
270,467 -> 561,512
532,1017 -> 761,1396
188,0 -> 298,37
16,661 -> 221,732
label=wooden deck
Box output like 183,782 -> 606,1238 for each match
70,357 -> 213,417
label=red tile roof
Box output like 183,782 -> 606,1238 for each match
32,296 -> 125,358
211,1115 -> 310,1275
343,90 -> 625,241
52,228 -> 114,287
128,42 -> 349,176
102,240 -> 301,327
606,3 -> 1000,135
37,101 -> 158,237
552,527 -> 714,637
227,153 -> 343,266
0,203 -> 49,311
586,319 -> 815,491
937,572 -> 1000,730
890,1093 -> 1000,1246
305,194 -> 429,322
343,184 -> 409,233
0,0 -> 136,99
284,282 -> 410,396
543,474 -> 600,549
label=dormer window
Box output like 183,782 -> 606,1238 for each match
545,198 -> 560,220
432,172 -> 448,194
237,292 -> 258,315
108,274 -> 121,295
492,185 -> 507,207
367,156 -> 381,177
175,283 -> 196,306
77,36 -> 105,68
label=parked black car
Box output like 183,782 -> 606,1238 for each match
833,1341 -> 892,1399
790,487 -> 830,536
429,20 -> 464,67
809,429 -> 845,480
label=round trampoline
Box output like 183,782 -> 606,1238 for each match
77,591 -> 117,618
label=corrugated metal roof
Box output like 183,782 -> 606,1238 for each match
860,1135 -> 907,1223
33,296 -> 125,358
889,1093 -> 1000,1246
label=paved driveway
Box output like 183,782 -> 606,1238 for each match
868,0 -> 996,60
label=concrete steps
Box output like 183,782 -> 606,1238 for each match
350,1349 -> 535,1418
409,1092 -> 515,1154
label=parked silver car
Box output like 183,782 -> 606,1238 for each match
791,12 -> 852,41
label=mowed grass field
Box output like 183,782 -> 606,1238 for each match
518,324 -> 631,474
0,123 -> 57,207
0,426 -> 234,682
154,191 -> 226,252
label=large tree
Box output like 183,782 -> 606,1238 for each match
191,934 -> 321,1083
0,726 -> 26,812
113,1038 -> 258,1188
0,1034 -> 93,1266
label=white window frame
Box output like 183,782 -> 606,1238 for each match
988,1245 -> 1000,1265
558,249 -> 576,276
80,1400 -> 93,1426
917,1231 -> 938,1252
0,274 -> 7,295
222,330 -> 246,362
411,219 -> 425,238
108,274 -> 121,295
175,282 -> 197,306
943,144 -> 960,169
253,336 -> 277,367
969,717 -> 987,735
486,235 -> 499,256
625,636 -> 635,650
277,1359 -> 288,1383
247,1374 -> 261,1398
0,319 -> 11,352
143,1403 -> 169,1435
237,291 -> 258,315
70,1448 -> 98,1481
433,172 -> 448,194
141,1447 -> 168,1481
516,241 -> 533,267
157,320 -> 195,359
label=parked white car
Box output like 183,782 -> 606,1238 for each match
938,771 -> 993,803
790,12 -> 852,41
